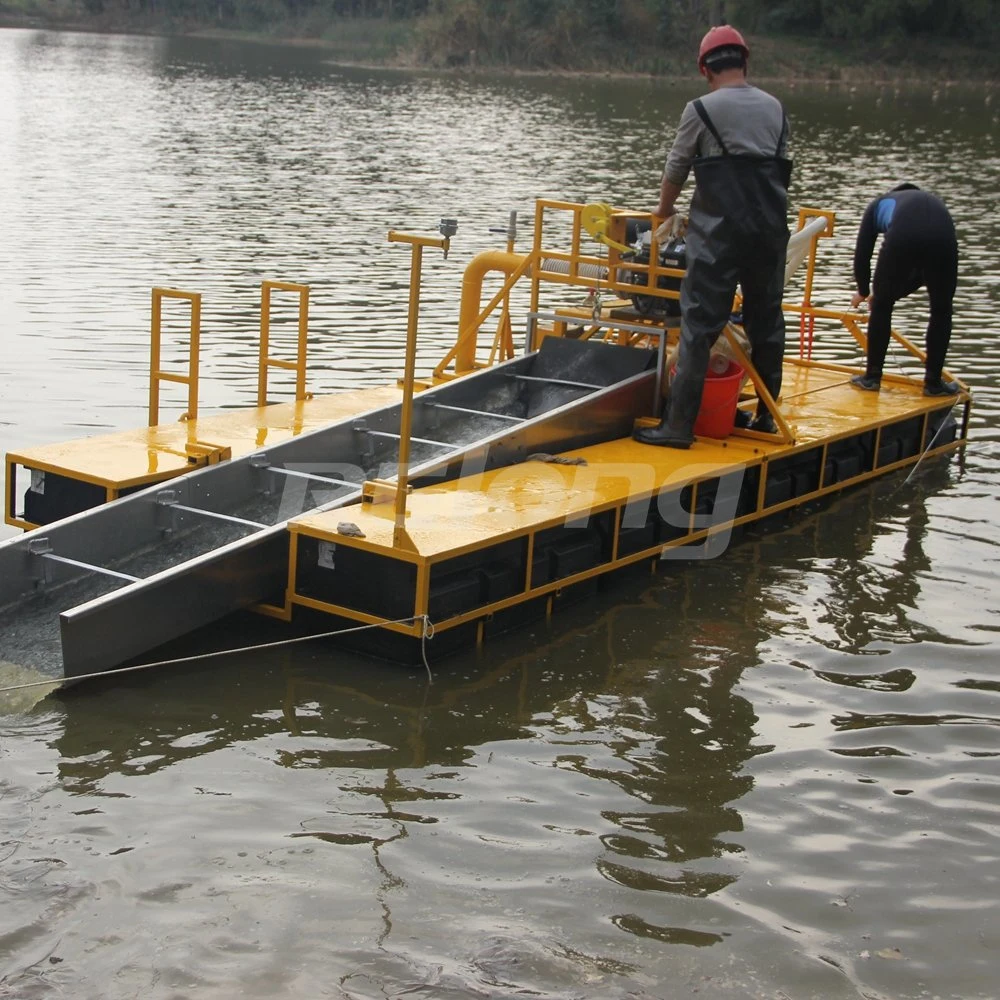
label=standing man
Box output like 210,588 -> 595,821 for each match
635,24 -> 791,449
850,183 -> 959,396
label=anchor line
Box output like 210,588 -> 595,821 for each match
0,615 -> 437,695
902,400 -> 960,487
420,615 -> 436,685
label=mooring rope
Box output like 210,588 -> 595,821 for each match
902,400 -> 960,487
0,614 -> 436,696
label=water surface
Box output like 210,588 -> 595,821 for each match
1,28 -> 999,1000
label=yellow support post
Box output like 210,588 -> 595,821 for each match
257,280 -> 311,407
488,211 -> 520,366
721,322 -> 795,444
149,287 -> 202,427
386,222 -> 455,550
795,208 -> 836,360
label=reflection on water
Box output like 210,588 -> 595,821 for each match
9,567 -> 769,998
2,26 -> 1000,1000
4,482 -> 996,998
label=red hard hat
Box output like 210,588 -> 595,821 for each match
698,25 -> 749,69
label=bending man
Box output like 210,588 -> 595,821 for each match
850,183 -> 959,396
635,24 -> 791,449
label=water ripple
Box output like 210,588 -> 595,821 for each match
2,31 -> 1000,1000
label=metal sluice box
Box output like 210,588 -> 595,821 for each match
0,337 -> 658,679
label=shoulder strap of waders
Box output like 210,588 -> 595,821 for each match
694,98 -> 790,159
693,98 -> 728,155
776,111 -> 789,156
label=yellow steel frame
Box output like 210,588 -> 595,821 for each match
433,199 -> 691,379
285,397 -> 968,638
433,251 -> 537,379
525,199 -> 687,336
436,198 -> 841,377
149,287 -> 202,426
257,280 -> 311,407
429,200 -> 963,437
382,228 -> 452,549
4,455 -> 33,530
3,451 -> 140,530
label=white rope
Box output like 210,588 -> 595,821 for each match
0,614 -> 437,695
420,615 -> 435,685
902,401 -> 960,487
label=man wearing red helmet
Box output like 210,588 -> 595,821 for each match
634,24 -> 791,449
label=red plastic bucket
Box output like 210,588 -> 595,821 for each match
694,360 -> 744,438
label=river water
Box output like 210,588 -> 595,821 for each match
1,27 -> 999,1000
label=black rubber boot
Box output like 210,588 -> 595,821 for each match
635,371 -> 702,449
749,411 -> 777,434
923,378 -> 960,397
633,418 -> 694,449
851,373 -> 881,391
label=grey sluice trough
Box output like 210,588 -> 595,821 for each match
0,338 -> 658,679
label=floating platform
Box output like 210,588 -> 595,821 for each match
286,359 -> 966,661
0,200 -> 972,682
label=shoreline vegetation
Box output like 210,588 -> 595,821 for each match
1,0 -> 997,84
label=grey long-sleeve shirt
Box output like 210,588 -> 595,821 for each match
664,83 -> 789,187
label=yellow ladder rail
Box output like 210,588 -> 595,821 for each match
257,280 -> 311,407
149,287 -> 202,426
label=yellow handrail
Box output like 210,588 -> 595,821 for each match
430,200 -> 957,428
257,280 -> 311,407
149,287 -> 201,427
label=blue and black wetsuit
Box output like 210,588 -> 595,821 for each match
854,185 -> 958,388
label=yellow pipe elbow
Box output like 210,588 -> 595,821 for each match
456,251 -> 526,373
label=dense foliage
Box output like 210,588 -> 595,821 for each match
732,0 -> 997,42
1,0 -> 996,72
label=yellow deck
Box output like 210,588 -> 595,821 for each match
777,360 -> 936,437
292,435 -> 760,561
291,361 -> 955,566
7,385 -> 403,491
286,359 -> 967,640
279,356 -> 967,648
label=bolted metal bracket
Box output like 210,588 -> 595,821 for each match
155,489 -> 179,537
362,479 -> 409,506
439,218 -> 458,258
249,452 -> 274,496
353,422 -> 376,470
184,440 -> 233,466
27,537 -> 54,589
